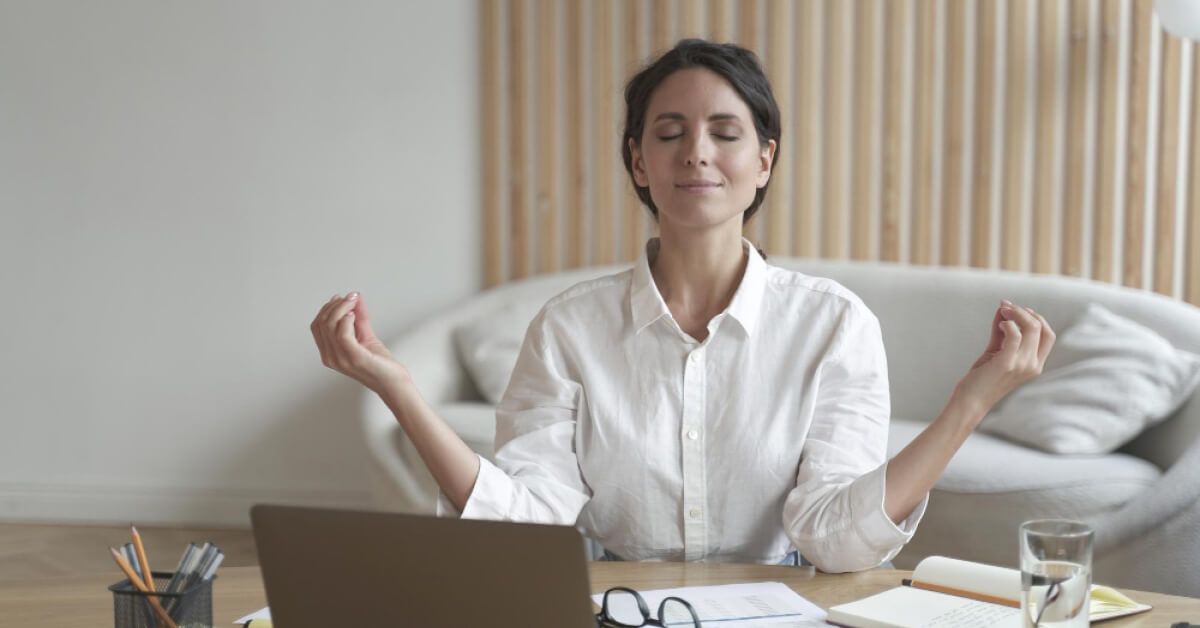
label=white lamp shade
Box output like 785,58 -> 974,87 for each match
1157,0 -> 1200,40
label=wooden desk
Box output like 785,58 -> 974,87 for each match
2,563 -> 1196,626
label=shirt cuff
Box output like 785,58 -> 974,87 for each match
852,461 -> 929,550
434,455 -> 512,521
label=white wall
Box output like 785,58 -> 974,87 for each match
0,0 -> 479,526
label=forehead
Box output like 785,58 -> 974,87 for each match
645,67 -> 752,122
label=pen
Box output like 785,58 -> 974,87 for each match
109,547 -> 179,628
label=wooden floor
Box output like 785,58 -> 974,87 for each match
0,523 -> 257,581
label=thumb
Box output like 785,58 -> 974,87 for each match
351,295 -> 378,344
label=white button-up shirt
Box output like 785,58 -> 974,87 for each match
439,237 -> 927,572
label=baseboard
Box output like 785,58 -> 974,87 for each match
0,482 -> 373,527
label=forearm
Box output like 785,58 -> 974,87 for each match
378,381 -> 481,513
884,391 -> 988,524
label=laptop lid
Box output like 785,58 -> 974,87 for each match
250,504 -> 596,627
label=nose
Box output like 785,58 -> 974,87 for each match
682,132 -> 713,167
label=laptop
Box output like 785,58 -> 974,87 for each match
250,504 -> 597,627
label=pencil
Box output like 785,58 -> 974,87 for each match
131,525 -> 156,592
109,547 -> 179,628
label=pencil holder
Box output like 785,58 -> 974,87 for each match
109,571 -> 214,628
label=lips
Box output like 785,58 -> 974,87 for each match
675,180 -> 722,190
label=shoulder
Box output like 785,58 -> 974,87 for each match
525,267 -> 633,336
761,264 -> 875,321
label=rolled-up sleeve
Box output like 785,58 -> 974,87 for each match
782,302 -> 928,572
436,309 -> 591,525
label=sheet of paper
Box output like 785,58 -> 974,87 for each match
591,581 -> 828,627
232,607 -> 270,624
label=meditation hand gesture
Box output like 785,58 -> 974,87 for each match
310,292 -> 412,395
954,300 -> 1056,421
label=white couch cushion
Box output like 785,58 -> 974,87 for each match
887,418 -> 1161,568
452,302 -> 543,404
977,303 -> 1200,454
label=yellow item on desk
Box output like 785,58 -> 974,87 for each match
243,620 -> 272,627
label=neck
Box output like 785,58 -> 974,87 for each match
649,223 -> 748,320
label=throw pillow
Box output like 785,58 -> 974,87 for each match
453,302 -> 539,405
978,303 -> 1200,454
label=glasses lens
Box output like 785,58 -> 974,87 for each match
659,597 -> 701,627
602,589 -> 649,627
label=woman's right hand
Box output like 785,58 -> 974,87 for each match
310,292 -> 412,395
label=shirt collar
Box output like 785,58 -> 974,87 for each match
630,236 -> 767,338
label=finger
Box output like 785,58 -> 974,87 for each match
1003,304 -> 1041,360
1030,309 -> 1056,364
321,293 -> 360,332
311,294 -> 341,365
350,294 -> 372,343
998,319 -> 1023,363
984,303 -> 1006,354
335,310 -> 367,368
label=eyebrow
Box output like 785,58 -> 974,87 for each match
652,112 -> 742,123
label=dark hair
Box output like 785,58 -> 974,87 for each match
621,39 -> 782,227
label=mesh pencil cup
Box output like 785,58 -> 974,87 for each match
109,571 -> 214,628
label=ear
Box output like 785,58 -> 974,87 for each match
629,138 -> 649,187
756,139 -> 777,188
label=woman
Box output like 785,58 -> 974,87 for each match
309,39 -> 1054,572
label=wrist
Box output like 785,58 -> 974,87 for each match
944,387 -> 990,432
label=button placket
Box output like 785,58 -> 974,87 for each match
681,347 -> 707,560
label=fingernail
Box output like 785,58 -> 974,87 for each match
348,292 -> 359,300
1001,299 -> 1013,306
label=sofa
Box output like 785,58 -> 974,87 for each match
360,258 -> 1200,596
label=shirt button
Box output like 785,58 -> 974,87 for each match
689,508 -> 702,519
687,429 -> 699,440
689,353 -> 699,363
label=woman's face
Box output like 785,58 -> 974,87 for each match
629,67 -> 776,232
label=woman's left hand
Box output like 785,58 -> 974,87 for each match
953,300 -> 1056,422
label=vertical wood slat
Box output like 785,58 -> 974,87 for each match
941,0 -> 966,267
766,0 -> 792,255
1189,41 -> 1200,304
536,0 -> 559,274
1093,0 -> 1121,283
624,0 -> 645,264
1154,32 -> 1182,295
652,0 -> 673,54
972,0 -> 997,268
1001,0 -> 1029,272
509,0 -> 530,279
824,0 -> 851,258
1062,0 -> 1090,277
565,0 -> 586,269
739,0 -> 763,243
1032,0 -> 1060,274
911,0 -> 936,265
881,0 -> 909,263
1124,0 -> 1153,288
680,0 -> 702,39
592,0 -> 615,266
793,0 -> 822,258
710,0 -> 732,43
482,0 -> 503,287
851,0 -> 880,261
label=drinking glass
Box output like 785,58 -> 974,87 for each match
1019,519 -> 1093,628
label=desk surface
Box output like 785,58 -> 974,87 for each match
2,563 -> 1196,626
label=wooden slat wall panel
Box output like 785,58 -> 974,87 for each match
941,0 -> 967,267
1032,0 -> 1060,275
1001,0 -> 1029,272
481,0 -> 1200,308
1062,0 -> 1089,278
536,0 -> 559,274
481,0 -> 503,285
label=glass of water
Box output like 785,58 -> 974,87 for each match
1019,519 -> 1094,628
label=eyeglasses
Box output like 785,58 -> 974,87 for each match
595,586 -> 702,628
